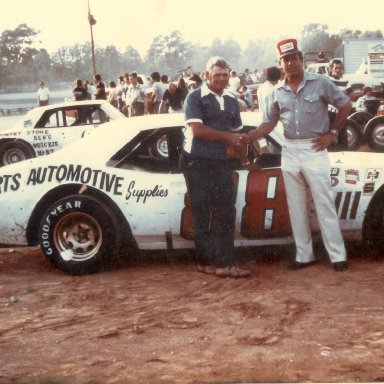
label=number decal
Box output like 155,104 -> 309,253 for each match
180,172 -> 239,240
335,191 -> 361,220
241,169 -> 291,238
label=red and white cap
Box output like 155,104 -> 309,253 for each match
277,38 -> 301,59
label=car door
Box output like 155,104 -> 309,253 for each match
107,126 -> 188,244
33,105 -> 106,155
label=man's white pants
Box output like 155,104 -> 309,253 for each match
281,138 -> 346,263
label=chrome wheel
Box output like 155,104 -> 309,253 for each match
54,212 -> 103,262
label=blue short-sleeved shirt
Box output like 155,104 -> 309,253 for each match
263,71 -> 349,139
183,83 -> 243,160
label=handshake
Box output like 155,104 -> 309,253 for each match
230,131 -> 262,172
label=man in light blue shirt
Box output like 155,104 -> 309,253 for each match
248,39 -> 352,272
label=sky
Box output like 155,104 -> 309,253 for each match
2,0 -> 384,56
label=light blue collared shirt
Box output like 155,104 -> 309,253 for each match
263,71 -> 349,139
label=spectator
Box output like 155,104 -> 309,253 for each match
121,73 -> 130,116
150,71 -> 165,114
247,38 -> 351,272
228,70 -> 241,93
355,86 -> 379,114
159,82 -> 184,113
251,69 -> 260,83
188,73 -> 203,91
117,75 -> 125,112
93,74 -> 107,100
125,72 -> 146,117
257,66 -> 281,114
37,82 -> 49,106
238,85 -> 254,109
328,59 -> 349,150
243,68 -> 253,84
177,76 -> 189,101
72,79 -> 88,101
107,81 -> 119,108
85,80 -> 95,100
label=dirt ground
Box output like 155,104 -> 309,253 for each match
0,242 -> 384,384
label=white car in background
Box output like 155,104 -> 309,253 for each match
0,100 -> 125,166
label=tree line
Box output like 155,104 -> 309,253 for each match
0,23 -> 382,91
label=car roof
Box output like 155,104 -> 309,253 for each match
4,112 -> 282,171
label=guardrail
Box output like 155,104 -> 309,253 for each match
0,107 -> 33,116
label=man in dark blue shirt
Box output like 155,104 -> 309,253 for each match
180,56 -> 251,278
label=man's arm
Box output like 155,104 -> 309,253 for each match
188,122 -> 249,147
159,100 -> 166,114
247,122 -> 276,142
311,100 -> 352,151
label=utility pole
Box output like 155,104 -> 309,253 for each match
88,0 -> 97,76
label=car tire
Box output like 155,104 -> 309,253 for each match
363,191 -> 384,254
345,119 -> 364,151
0,141 -> 35,166
349,111 -> 374,129
363,116 -> 384,152
38,195 -> 121,275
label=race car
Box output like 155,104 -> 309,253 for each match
0,112 -> 382,275
0,100 -> 125,166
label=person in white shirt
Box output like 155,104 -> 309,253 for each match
125,73 -> 146,117
355,86 -> 378,114
257,66 -> 281,114
228,70 -> 241,93
256,66 -> 281,154
37,82 -> 49,106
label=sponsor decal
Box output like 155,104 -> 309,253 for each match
331,177 -> 339,187
345,169 -> 360,185
281,41 -> 294,53
27,130 -> 59,155
0,174 -> 21,193
26,164 -> 125,196
1,164 -> 169,204
365,168 -> 382,182
335,192 -> 361,220
330,168 -> 339,176
363,182 -> 375,195
126,181 -> 168,203
0,131 -> 22,137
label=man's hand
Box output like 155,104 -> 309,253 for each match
229,133 -> 251,147
311,133 -> 337,151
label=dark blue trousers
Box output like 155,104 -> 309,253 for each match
180,151 -> 236,268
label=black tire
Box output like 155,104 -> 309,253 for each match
345,119 -> 364,151
38,195 -> 121,275
363,192 -> 384,254
349,111 -> 374,129
0,141 -> 35,166
363,116 -> 384,152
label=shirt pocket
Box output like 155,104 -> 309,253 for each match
303,94 -> 322,114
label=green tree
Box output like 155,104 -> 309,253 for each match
0,23 -> 40,65
121,46 -> 144,73
145,31 -> 193,77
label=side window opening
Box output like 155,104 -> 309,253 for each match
107,127 -> 184,173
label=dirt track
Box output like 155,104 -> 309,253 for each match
0,243 -> 384,384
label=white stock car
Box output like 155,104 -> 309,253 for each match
0,112 -> 382,275
0,100 -> 125,166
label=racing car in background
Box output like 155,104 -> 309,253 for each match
0,112 -> 382,275
0,100 -> 125,166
